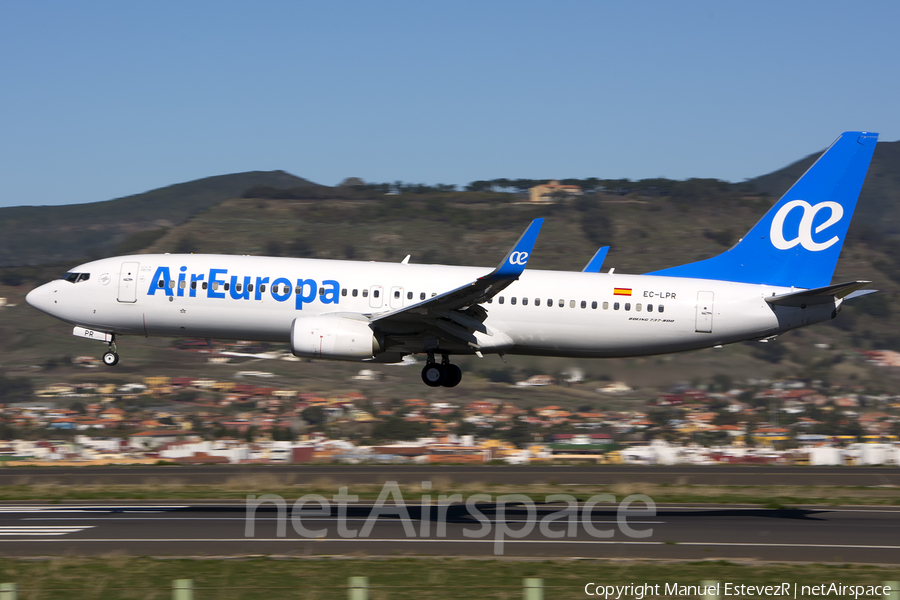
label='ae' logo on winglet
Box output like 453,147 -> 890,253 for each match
769,200 -> 844,252
509,252 -> 529,265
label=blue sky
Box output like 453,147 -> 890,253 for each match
0,1 -> 897,207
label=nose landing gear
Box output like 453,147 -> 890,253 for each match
421,353 -> 462,388
102,338 -> 119,366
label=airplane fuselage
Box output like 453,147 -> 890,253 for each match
26,254 -> 836,359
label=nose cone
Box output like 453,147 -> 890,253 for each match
25,282 -> 56,316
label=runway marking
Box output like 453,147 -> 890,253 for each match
0,526 -> 95,536
0,506 -> 187,513
22,517 -> 665,524
1,538 -> 900,550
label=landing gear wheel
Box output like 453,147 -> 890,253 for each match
421,363 -> 445,387
102,351 -> 119,366
442,364 -> 462,387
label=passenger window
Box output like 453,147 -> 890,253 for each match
394,290 -> 400,299
431,293 -> 437,297
647,304 -> 653,312
420,293 -> 426,300
487,298 -> 493,304
203,282 -> 209,290
283,285 -> 290,294
603,301 -> 609,310
625,303 -> 631,311
295,286 -> 301,294
224,283 -> 230,292
363,290 -> 369,297
212,282 -> 218,291
659,305 -> 665,313
591,301 -> 597,309
158,280 -> 165,288
407,292 -> 413,300
342,289 -> 347,297
569,300 -> 575,308
191,282 -> 197,290
558,299 -> 564,307
614,302 -> 620,310
636,303 -> 642,312
511,297 -> 517,305
259,284 -> 265,292
352,289 -> 358,297
319,287 -> 325,296
580,300 -> 586,309
535,298 -> 541,306
522,297 -> 528,306
180,281 -> 187,290
235,283 -> 241,292
499,297 -> 505,304
374,290 -> 380,298
169,280 -> 175,289
248,284 -> 254,293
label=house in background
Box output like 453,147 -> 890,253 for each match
529,180 -> 582,203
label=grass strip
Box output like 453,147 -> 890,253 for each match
0,556 -> 898,600
0,480 -> 899,506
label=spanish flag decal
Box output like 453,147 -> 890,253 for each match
613,288 -> 632,296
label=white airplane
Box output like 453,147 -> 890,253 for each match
26,131 -> 878,388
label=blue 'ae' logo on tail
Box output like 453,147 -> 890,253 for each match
769,200 -> 843,252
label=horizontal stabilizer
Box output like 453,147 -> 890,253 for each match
844,289 -> 878,301
765,280 -> 871,307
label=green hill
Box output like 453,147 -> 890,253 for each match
0,170 -> 310,266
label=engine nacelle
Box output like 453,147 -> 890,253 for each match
290,314 -> 381,360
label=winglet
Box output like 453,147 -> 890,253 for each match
582,246 -> 610,272
489,218 -> 544,279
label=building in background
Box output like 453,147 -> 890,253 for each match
529,180 -> 582,203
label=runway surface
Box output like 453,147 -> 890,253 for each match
2,502 -> 900,563
3,464 -> 900,487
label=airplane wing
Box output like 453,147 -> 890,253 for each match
765,280 -> 872,307
368,219 -> 543,347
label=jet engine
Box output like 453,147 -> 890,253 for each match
290,314 -> 382,360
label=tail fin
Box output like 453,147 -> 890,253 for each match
648,131 -> 878,289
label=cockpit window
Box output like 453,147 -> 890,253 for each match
63,272 -> 90,283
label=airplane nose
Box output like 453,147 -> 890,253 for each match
25,283 -> 56,315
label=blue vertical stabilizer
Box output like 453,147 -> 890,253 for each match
648,132 -> 878,289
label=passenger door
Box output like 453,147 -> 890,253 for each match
117,262 -> 140,303
695,291 -> 714,333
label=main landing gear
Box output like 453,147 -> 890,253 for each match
421,353 -> 462,388
102,338 -> 119,366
